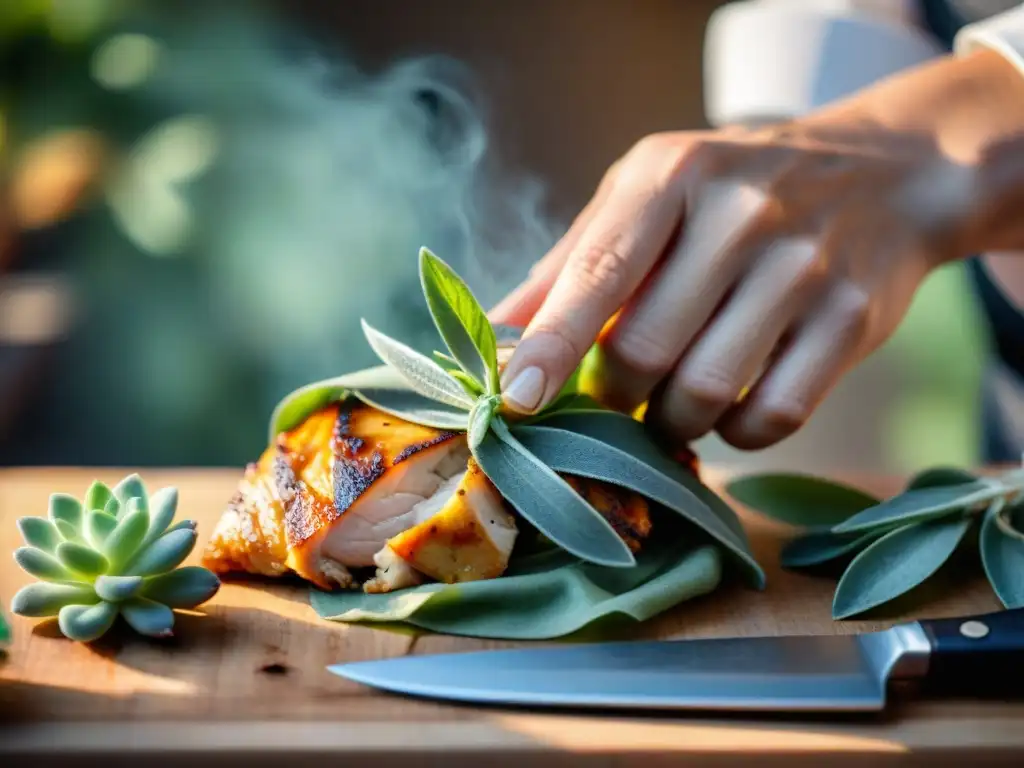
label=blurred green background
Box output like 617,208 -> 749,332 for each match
0,0 -> 988,474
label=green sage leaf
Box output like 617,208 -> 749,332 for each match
56,541 -> 109,577
780,529 -> 883,569
48,493 -> 83,531
312,541 -> 722,640
905,467 -> 980,490
86,510 -> 119,549
141,566 -> 220,608
420,246 -> 499,394
14,547 -> 76,582
472,419 -> 636,568
124,527 -> 198,577
121,597 -> 174,637
94,575 -> 144,602
433,349 -> 459,367
469,395 -> 500,452
832,480 -> 996,534
351,388 -> 470,431
17,517 -> 62,553
513,423 -> 764,587
724,473 -> 879,528
525,409 -> 761,583
832,515 -> 972,619
84,481 -> 114,512
141,487 -> 178,549
11,583 -> 98,617
446,369 -> 486,399
112,474 -> 148,516
361,319 -> 475,410
980,499 -> 1024,609
103,502 -> 150,567
267,364 -> 405,438
58,602 -> 119,642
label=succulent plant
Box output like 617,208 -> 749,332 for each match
9,474 -> 220,642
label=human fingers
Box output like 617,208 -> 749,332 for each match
590,181 -> 771,412
488,159 -> 624,326
499,137 -> 693,414
647,236 -> 825,443
714,283 -> 871,450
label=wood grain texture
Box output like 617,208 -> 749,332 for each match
0,466 -> 1021,767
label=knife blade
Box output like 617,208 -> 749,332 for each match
328,607 -> 1024,712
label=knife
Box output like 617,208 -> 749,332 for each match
328,607 -> 1024,712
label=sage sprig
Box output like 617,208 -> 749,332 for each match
266,245 -> 765,586
727,465 -> 1024,618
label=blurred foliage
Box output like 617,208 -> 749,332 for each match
0,0 -> 556,467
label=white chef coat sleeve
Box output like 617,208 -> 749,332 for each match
702,0 -> 945,127
954,3 -> 1024,78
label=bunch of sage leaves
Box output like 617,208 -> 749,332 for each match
726,466 -> 1024,619
270,247 -> 766,637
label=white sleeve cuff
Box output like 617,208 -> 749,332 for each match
954,4 -> 1024,79
703,1 -> 943,127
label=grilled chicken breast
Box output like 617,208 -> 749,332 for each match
202,398 -> 655,592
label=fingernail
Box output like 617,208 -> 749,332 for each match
502,366 -> 547,413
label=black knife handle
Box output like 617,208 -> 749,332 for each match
919,607 -> 1024,695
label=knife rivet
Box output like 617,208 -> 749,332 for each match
959,620 -> 989,639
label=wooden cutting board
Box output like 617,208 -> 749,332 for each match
1,466 -> 1022,767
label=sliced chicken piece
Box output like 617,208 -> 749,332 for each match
202,400 -> 470,590
369,457 -> 517,590
563,474 -> 651,553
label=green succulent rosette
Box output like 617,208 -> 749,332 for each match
9,474 -> 221,642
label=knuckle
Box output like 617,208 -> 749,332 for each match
569,241 -> 632,300
832,284 -> 873,336
674,366 -> 740,412
758,399 -> 811,434
608,327 -> 679,377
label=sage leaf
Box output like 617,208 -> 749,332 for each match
84,481 -> 113,512
361,319 -> 475,410
831,480 -> 996,534
95,575 -> 144,602
56,541 -> 109,577
267,363 -> 402,438
351,388 -> 469,431
141,566 -> 220,608
420,247 -> 499,393
124,527 -> 198,577
86,510 -> 119,549
58,602 -> 119,643
48,493 -> 83,531
832,515 -> 972,619
980,499 -> 1024,609
525,409 -> 762,583
11,583 -> 98,617
724,473 -> 879,528
447,369 -> 486,399
142,487 -> 179,548
17,517 -> 62,553
121,597 -> 174,637
780,529 -> 883,569
103,504 -> 150,568
906,467 -> 979,490
432,350 -> 459,367
472,419 -> 636,568
112,474 -> 148,516
469,395 -> 500,452
14,547 -> 75,582
513,423 -> 765,587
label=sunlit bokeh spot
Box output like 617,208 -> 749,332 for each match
91,33 -> 161,91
